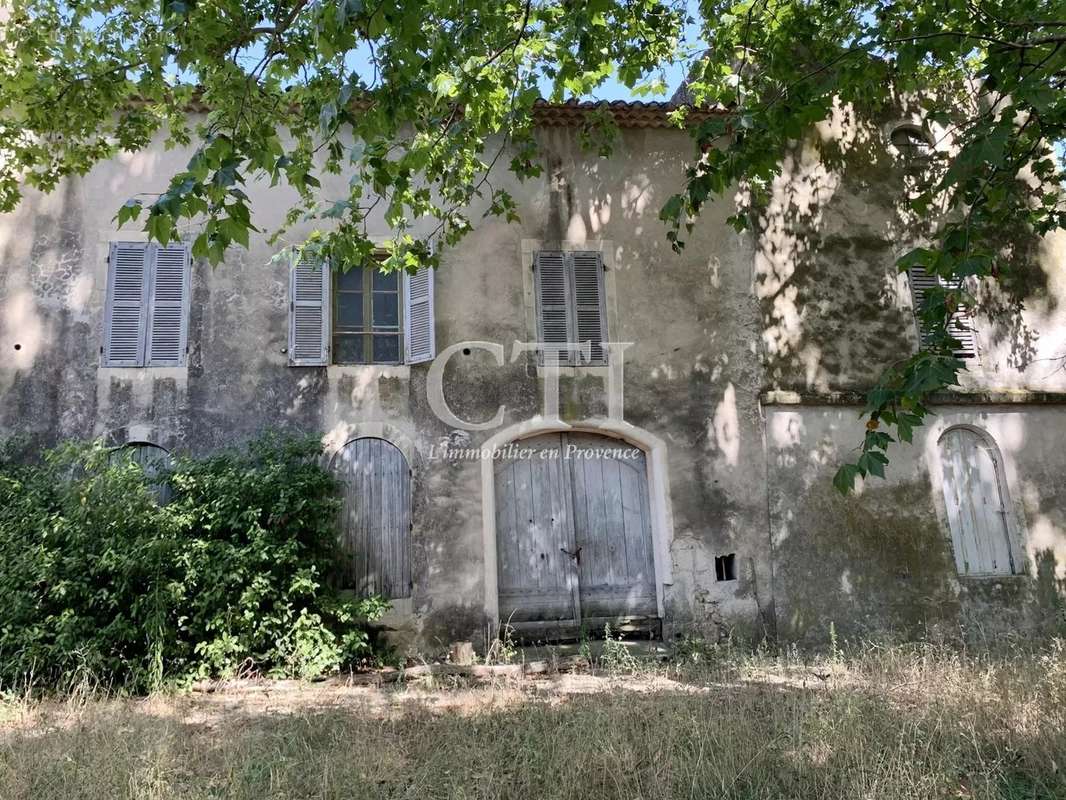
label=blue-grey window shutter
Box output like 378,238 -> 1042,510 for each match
570,251 -> 608,365
145,243 -> 191,366
908,266 -> 976,359
289,256 -> 330,366
403,264 -> 435,364
103,242 -> 151,366
534,250 -> 573,366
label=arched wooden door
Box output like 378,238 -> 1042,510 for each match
110,442 -> 172,504
333,437 -> 412,598
494,432 -> 657,636
939,428 -> 1017,576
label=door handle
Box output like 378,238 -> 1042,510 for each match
560,546 -> 582,565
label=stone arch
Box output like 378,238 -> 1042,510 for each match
321,420 -> 416,466
100,422 -> 183,453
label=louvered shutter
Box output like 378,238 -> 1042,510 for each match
289,256 -> 330,366
571,251 -> 608,365
908,267 -> 977,359
403,265 -> 435,364
146,243 -> 191,366
103,242 -> 151,366
534,251 -> 573,366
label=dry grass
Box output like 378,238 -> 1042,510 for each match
0,639 -> 1064,799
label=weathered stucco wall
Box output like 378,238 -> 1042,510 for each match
753,104 -> 1066,397
767,403 -> 1066,645
0,123 -> 775,651
1,112 -> 1064,651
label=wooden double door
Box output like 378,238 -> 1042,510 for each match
494,433 -> 657,636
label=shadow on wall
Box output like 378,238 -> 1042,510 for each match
530,125 -> 766,528
752,97 -> 1045,393
0,180 -> 100,442
1034,548 -> 1066,630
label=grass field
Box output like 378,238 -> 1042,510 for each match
1,639 -> 1064,799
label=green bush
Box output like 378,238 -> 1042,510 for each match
0,433 -> 388,692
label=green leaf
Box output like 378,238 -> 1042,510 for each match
659,194 -> 684,223
115,199 -> 142,226
833,464 -> 861,495
431,72 -> 458,101
896,248 -> 937,272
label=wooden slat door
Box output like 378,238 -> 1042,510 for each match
109,443 -> 172,504
495,434 -> 581,624
566,433 -> 657,618
939,428 -> 1015,576
334,438 -> 412,598
494,433 -> 656,631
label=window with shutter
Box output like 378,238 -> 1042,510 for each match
571,251 -> 608,365
146,244 -> 190,366
908,266 -> 977,359
534,251 -> 573,366
289,257 -> 331,366
404,265 -> 435,364
109,442 -> 174,505
292,252 -> 437,367
534,250 -> 608,366
103,242 -> 191,367
103,242 -> 150,367
331,260 -> 402,365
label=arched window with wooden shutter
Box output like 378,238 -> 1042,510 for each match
109,442 -> 173,505
332,437 -> 412,599
938,427 -> 1018,576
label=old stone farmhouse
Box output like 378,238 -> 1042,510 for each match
2,99 -> 1065,651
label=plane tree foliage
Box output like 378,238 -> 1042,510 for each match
0,0 -> 1063,489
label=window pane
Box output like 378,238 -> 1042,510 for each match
373,334 -> 400,363
373,292 -> 399,327
336,292 -> 364,328
336,266 -> 364,291
334,334 -> 369,364
373,269 -> 398,291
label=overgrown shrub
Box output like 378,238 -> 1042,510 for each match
0,433 -> 387,692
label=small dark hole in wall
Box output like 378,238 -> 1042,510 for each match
462,347 -> 471,356
13,343 -> 21,351
715,553 -> 736,582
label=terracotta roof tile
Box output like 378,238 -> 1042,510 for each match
531,98 -> 722,128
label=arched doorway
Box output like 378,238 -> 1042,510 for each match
493,432 -> 657,637
332,437 -> 412,598
938,427 -> 1018,576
